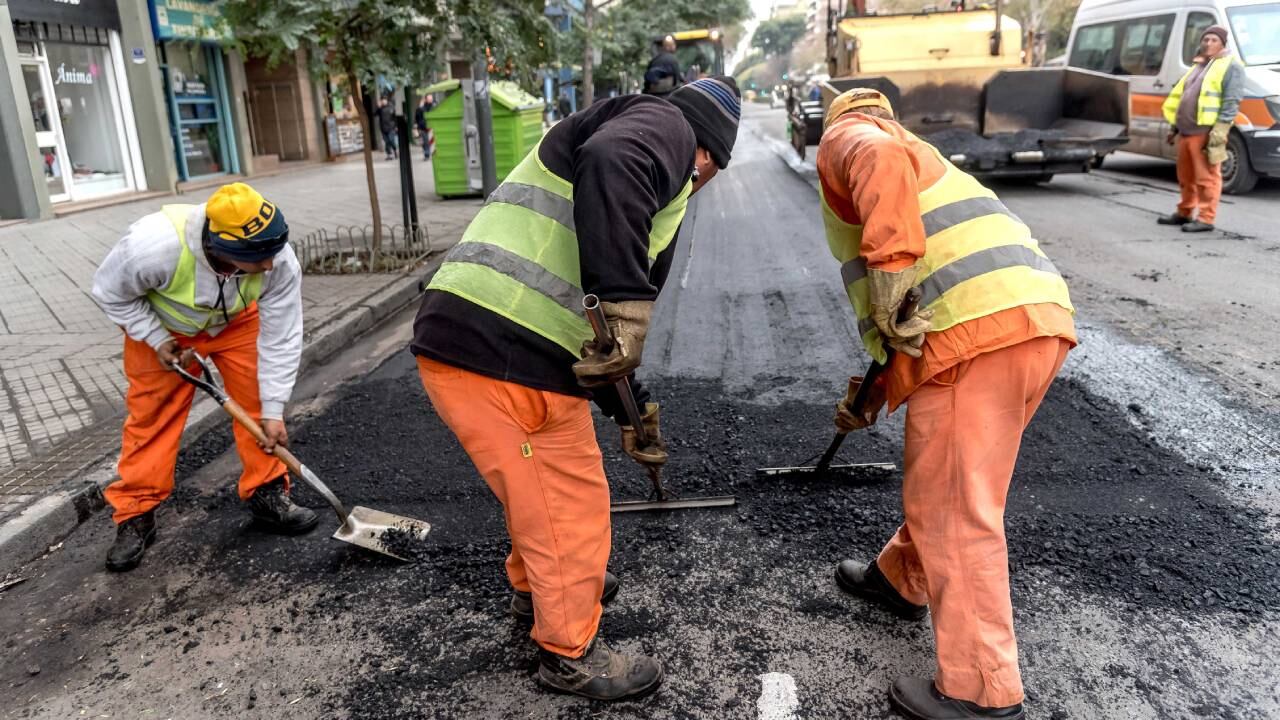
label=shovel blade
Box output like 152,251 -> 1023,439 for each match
332,506 -> 431,561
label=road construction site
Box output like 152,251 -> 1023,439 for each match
2,103 -> 1279,719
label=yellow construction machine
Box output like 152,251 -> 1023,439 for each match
791,1 -> 1130,181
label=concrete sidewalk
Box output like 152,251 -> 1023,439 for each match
0,157 -> 480,527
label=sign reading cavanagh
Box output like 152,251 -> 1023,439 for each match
8,0 -> 121,30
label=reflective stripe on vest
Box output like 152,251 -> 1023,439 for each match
1162,56 -> 1238,127
146,205 -> 264,336
427,141 -> 692,355
823,146 -> 1073,364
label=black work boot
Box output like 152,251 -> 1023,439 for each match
835,559 -> 928,620
538,638 -> 663,700
248,477 -> 319,535
889,677 -> 1024,720
106,511 -> 157,572
1156,213 -> 1191,225
511,571 -> 620,624
1182,220 -> 1215,233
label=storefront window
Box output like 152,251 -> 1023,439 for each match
44,42 -> 128,199
20,63 -> 66,197
161,42 -> 230,180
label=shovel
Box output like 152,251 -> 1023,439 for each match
174,353 -> 430,561
756,287 -> 922,479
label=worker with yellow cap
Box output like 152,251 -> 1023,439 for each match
91,182 -> 314,572
815,88 -> 1076,720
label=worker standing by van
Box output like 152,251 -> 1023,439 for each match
1158,25 -> 1245,233
817,89 -> 1076,720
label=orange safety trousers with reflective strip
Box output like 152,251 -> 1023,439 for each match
416,356 -> 609,658
105,305 -> 287,524
876,335 -> 1071,708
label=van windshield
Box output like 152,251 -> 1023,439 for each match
1228,3 -> 1280,65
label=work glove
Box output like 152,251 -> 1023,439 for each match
867,267 -> 933,359
1165,129 -> 1178,146
1205,122 -> 1230,165
621,402 -> 667,469
834,375 -> 887,433
573,300 -> 653,387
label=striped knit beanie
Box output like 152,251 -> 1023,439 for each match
668,76 -> 741,169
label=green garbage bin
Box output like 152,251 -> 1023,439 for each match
422,79 -> 545,198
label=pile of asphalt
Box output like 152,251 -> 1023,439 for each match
154,351 -> 1280,717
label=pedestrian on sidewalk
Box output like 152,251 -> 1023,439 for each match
816,88 -> 1077,720
411,77 -> 741,701
375,96 -> 398,161
90,182 -> 316,573
1158,25 -> 1245,233
414,95 -> 434,161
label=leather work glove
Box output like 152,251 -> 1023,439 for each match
621,402 -> 667,469
867,267 -> 934,359
834,375 -> 887,433
1205,122 -> 1231,165
573,300 -> 653,387
1165,129 -> 1178,146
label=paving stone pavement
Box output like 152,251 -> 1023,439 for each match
0,157 -> 481,517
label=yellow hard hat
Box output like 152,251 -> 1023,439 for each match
824,88 -> 895,129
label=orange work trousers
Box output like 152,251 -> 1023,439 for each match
876,336 -> 1071,708
105,306 -> 286,524
416,356 -> 610,658
1176,132 -> 1222,224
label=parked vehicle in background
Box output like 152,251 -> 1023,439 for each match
1066,0 -> 1280,193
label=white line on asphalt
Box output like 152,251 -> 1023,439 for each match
758,672 -> 800,719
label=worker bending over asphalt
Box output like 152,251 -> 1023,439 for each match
91,183 -> 315,572
1158,25 -> 1245,233
817,89 -> 1076,720
411,77 -> 740,701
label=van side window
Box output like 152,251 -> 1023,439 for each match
1119,14 -> 1175,75
1183,12 -> 1218,65
1070,21 -> 1119,73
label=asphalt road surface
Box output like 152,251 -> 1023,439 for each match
3,104 -> 1278,720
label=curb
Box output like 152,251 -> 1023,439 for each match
0,262 -> 441,578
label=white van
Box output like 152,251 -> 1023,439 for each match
1066,0 -> 1280,193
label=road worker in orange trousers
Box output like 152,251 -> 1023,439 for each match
816,89 -> 1077,720
410,78 -> 741,701
91,183 -> 316,572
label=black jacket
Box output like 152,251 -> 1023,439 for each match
411,95 -> 697,422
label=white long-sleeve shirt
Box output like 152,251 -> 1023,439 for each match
91,204 -> 303,420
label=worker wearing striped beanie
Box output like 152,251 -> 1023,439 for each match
667,75 -> 741,169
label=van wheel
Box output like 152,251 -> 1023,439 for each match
1222,131 -> 1258,195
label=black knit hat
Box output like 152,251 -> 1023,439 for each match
668,76 -> 741,169
1201,25 -> 1229,45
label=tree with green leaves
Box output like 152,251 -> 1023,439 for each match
752,15 -> 808,58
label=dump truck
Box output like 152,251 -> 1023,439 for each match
791,1 -> 1131,181
650,29 -> 726,81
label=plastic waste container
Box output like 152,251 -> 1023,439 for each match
422,79 -> 545,198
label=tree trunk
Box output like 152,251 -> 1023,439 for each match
582,0 -> 594,108
347,64 -> 382,257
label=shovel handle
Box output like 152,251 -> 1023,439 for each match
221,398 -> 304,476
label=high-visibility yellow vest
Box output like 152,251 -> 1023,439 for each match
1163,56 -> 1239,126
146,204 -> 263,336
822,146 -> 1074,364
427,141 -> 692,355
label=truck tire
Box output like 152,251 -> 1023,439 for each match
1222,131 -> 1258,195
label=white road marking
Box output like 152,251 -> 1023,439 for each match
758,672 -> 800,719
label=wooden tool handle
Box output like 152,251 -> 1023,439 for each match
223,398 -> 305,477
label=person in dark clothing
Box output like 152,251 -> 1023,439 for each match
411,77 -> 741,701
643,35 -> 683,95
414,95 -> 433,160
374,97 -> 398,160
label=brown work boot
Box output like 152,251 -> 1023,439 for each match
1156,213 -> 1191,225
511,571 -> 620,624
889,677 -> 1024,719
537,638 -> 663,700
248,477 -> 319,535
105,511 -> 157,572
835,559 -> 928,620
